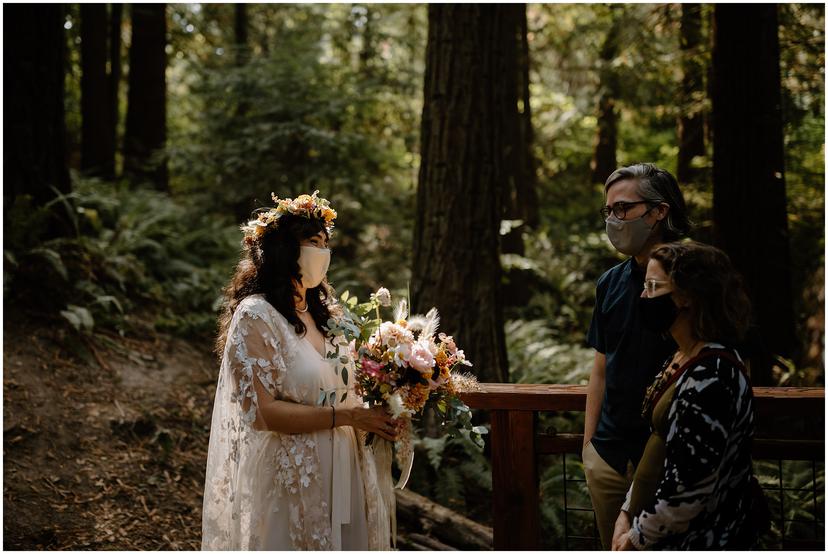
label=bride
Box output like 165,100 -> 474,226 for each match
202,192 -> 395,550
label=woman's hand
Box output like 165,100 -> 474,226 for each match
611,511 -> 632,551
616,535 -> 634,551
341,405 -> 398,441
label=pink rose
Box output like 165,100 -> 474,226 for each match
360,358 -> 385,379
408,341 -> 435,375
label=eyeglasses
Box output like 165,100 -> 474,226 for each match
600,201 -> 654,221
643,279 -> 670,297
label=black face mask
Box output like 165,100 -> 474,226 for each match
639,293 -> 679,334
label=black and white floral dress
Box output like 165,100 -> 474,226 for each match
625,343 -> 756,550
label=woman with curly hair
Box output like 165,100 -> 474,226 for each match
202,192 -> 394,550
612,241 -> 759,550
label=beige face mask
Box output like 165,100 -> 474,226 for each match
298,246 -> 331,289
605,211 -> 656,256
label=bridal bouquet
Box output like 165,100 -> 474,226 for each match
325,287 -> 487,482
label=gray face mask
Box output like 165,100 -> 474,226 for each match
605,212 -> 655,255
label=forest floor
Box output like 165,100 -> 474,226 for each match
3,314 -> 490,550
3,314 -> 217,549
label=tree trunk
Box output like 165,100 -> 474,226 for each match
3,4 -> 72,234
109,3 -> 123,178
711,4 -> 795,385
500,5 -> 537,307
412,5 -> 512,384
677,3 -> 706,185
234,3 -> 249,66
396,488 -> 493,550
123,4 -> 167,190
359,6 -> 376,77
500,4 -> 525,259
590,8 -> 622,185
517,8 -> 539,230
81,4 -> 114,178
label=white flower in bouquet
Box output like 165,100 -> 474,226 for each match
371,321 -> 414,349
371,287 -> 392,307
387,391 -> 413,419
392,342 -> 413,367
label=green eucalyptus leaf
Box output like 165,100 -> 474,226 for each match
342,367 -> 349,385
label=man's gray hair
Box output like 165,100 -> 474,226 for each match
605,163 -> 691,241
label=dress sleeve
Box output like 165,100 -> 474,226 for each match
628,358 -> 736,549
225,304 -> 288,429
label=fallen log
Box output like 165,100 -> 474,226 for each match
396,488 -> 493,550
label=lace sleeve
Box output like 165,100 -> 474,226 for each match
226,304 -> 288,430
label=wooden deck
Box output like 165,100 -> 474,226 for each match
460,384 -> 825,550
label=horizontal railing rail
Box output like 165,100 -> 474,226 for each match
460,384 -> 825,550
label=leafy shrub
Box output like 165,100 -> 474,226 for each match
4,175 -> 240,338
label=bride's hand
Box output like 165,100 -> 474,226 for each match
342,405 -> 398,441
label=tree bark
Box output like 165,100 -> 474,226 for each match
500,4 -> 525,258
359,5 -> 376,77
109,3 -> 123,178
123,4 -> 168,190
677,3 -> 706,185
590,8 -> 622,185
517,8 -> 539,230
412,5 -> 512,384
3,4 -> 72,234
500,5 -> 537,307
234,3 -> 249,66
81,4 -> 113,178
711,4 -> 795,384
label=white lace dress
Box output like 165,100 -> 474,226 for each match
201,294 -> 390,550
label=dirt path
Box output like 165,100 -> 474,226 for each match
3,317 -> 218,550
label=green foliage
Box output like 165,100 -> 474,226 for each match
166,4 -> 424,301
5,175 -> 239,338
754,459 -> 825,548
408,423 -> 493,520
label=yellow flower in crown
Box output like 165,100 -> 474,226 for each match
241,190 -> 337,240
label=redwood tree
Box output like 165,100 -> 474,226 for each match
123,4 -> 168,189
711,4 -> 795,384
4,4 -> 71,231
677,3 -> 706,185
412,5 -> 518,384
81,4 -> 114,177
590,7 -> 622,185
234,3 -> 249,66
109,4 -> 123,176
501,5 -> 539,306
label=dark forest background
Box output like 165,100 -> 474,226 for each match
3,3 -> 825,549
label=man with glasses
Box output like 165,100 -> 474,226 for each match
583,163 -> 691,549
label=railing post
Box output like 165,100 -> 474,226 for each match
491,409 -> 539,550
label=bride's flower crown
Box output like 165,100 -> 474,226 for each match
241,190 -> 337,242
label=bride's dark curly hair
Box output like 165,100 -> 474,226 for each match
215,213 -> 339,358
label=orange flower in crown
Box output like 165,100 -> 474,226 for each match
241,190 -> 337,241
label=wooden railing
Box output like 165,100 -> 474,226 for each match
460,384 -> 825,550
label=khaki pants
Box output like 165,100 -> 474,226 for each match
582,441 -> 635,550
